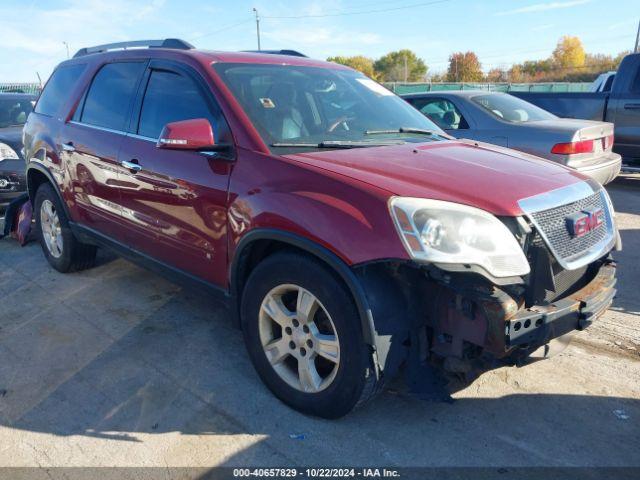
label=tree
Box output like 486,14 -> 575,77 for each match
373,50 -> 427,82
552,35 -> 586,70
485,68 -> 508,83
327,55 -> 377,79
446,52 -> 483,82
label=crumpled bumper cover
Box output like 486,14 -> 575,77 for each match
506,262 -> 616,348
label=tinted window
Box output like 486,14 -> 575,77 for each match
631,68 -> 640,93
411,97 -> 469,130
138,70 -> 222,139
0,97 -> 34,127
603,74 -> 615,92
81,62 -> 145,130
35,64 -> 86,116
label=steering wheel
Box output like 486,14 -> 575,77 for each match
327,116 -> 355,133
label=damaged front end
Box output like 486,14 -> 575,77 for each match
356,184 -> 619,398
1,194 -> 33,245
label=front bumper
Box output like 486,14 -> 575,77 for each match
426,258 -> 616,360
0,159 -> 27,206
505,262 -> 616,348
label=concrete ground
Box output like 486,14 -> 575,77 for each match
0,177 -> 638,469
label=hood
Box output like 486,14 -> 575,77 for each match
0,126 -> 25,159
284,140 -> 587,217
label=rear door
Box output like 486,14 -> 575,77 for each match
117,60 -> 233,286
62,60 -> 146,240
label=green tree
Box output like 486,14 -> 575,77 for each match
552,35 -> 586,69
327,55 -> 377,79
446,52 -> 483,82
373,49 -> 427,82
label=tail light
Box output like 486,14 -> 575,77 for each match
602,134 -> 614,150
551,139 -> 595,155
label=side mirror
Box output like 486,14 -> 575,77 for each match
156,118 -> 216,150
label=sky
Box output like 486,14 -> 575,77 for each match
1,0 -> 638,83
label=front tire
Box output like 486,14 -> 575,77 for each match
241,252 -> 380,418
34,183 -> 97,273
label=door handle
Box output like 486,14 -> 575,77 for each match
121,159 -> 142,173
624,103 -> 640,110
61,142 -> 75,152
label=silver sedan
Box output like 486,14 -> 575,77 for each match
402,91 -> 621,185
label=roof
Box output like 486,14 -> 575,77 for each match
66,38 -> 349,70
402,90 -> 499,98
186,50 -> 349,69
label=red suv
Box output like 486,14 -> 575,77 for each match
22,39 -> 619,418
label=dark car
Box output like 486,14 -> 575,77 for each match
510,53 -> 640,167
21,39 -> 619,418
0,92 -> 36,209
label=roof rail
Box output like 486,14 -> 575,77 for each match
73,38 -> 194,58
242,49 -> 308,58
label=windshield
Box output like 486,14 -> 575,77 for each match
0,97 -> 34,128
212,63 -> 445,151
471,93 -> 556,123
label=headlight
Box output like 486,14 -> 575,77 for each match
0,142 -> 19,162
389,197 -> 530,278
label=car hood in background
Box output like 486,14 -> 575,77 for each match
0,125 -> 25,160
284,140 -> 587,217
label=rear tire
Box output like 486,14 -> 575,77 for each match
34,183 -> 97,273
241,251 -> 380,418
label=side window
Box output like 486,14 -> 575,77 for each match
137,70 -> 225,139
81,62 -> 145,131
631,68 -> 640,94
35,64 -> 86,116
413,98 -> 469,130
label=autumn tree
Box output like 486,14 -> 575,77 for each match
552,35 -> 586,70
485,68 -> 508,82
327,55 -> 377,79
446,52 -> 483,82
373,50 -> 427,82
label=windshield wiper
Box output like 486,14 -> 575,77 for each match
271,140 -> 404,149
365,127 -> 440,136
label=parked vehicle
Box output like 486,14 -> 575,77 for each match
510,53 -> 640,166
22,39 -> 620,418
402,91 -> 621,185
0,92 -> 35,209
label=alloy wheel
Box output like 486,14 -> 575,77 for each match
258,284 -> 340,393
40,199 -> 63,258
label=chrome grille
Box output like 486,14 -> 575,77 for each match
518,182 -> 616,271
530,191 -> 607,260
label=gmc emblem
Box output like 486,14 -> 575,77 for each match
566,207 -> 605,238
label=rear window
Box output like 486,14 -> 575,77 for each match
471,93 -> 556,123
35,64 -> 86,116
80,62 -> 145,131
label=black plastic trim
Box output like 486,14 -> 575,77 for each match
230,229 -> 376,346
70,222 -> 229,301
